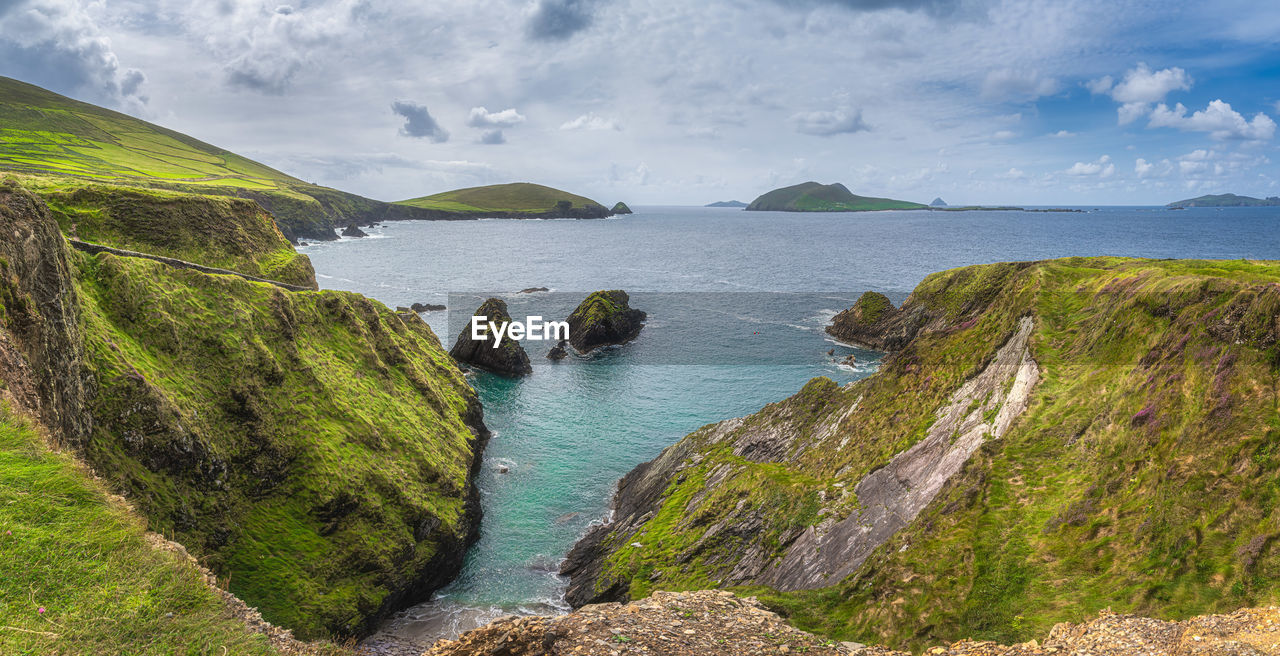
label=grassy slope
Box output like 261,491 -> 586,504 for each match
396,182 -> 606,213
747,182 -> 926,212
0,407 -> 327,656
71,248 -> 485,639
588,257 -> 1280,651
13,175 -> 315,287
0,76 -> 392,240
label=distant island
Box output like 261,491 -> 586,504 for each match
396,182 -> 621,219
930,197 -> 947,207
1167,193 -> 1280,208
746,182 -> 926,212
705,200 -> 748,208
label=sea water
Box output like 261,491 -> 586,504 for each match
301,205 -> 1279,644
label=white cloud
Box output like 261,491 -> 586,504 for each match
1090,63 -> 1191,125
997,167 -> 1027,180
1134,157 -> 1172,179
788,108 -> 870,136
991,130 -> 1017,140
1148,100 -> 1276,140
1049,130 -> 1076,138
981,68 -> 1060,102
467,107 -> 526,129
1064,155 -> 1115,177
560,113 -> 622,131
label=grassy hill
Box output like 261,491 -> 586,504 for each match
746,181 -> 926,212
396,182 -> 611,217
564,256 -> 1280,652
0,407 -> 340,655
0,76 -> 422,241
1168,193 -> 1280,207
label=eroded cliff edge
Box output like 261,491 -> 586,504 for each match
0,179 -> 490,640
563,257 -> 1280,651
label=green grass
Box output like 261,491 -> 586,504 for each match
585,256 -> 1280,652
0,76 -> 399,240
746,182 -> 926,212
0,406 -> 336,655
69,247 -> 485,639
396,182 -> 606,214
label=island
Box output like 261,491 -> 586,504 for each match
566,290 -> 646,353
1167,193 -> 1280,207
745,181 -> 926,212
396,182 -> 618,219
705,200 -> 749,208
930,197 -> 948,207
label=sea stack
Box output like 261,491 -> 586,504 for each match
612,202 -> 633,215
450,298 -> 533,376
567,290 -> 646,353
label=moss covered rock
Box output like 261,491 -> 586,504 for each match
611,202 -> 633,215
566,290 -> 646,353
449,298 -> 533,376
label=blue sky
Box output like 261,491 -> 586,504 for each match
1,0 -> 1278,205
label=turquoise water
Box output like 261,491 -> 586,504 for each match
302,205 -> 1279,642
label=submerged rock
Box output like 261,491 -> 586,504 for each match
546,340 -> 569,360
449,298 -> 533,376
341,223 -> 368,238
566,290 -> 646,353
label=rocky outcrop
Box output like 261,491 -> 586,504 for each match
825,291 -> 928,351
341,223 -> 368,238
411,302 -> 446,312
611,202 -> 633,215
427,596 -> 1280,656
450,298 -> 533,376
425,590 -> 851,656
566,290 -> 646,353
547,340 -> 569,360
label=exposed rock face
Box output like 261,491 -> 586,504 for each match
450,298 -> 533,376
826,291 -> 927,351
566,290 -> 646,353
427,598 -> 1280,656
564,318 -> 1038,603
611,202 -> 633,215
0,181 -> 93,444
341,223 -> 368,238
547,341 -> 568,360
425,590 -> 849,656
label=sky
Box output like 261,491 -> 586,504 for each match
1,0 -> 1279,206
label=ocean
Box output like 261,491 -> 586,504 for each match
300,205 -> 1279,645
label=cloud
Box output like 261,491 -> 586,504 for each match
206,2 -> 353,95
1049,130 -> 1076,138
981,68 -> 1060,102
991,130 -> 1017,140
526,0 -> 600,41
478,129 -> 506,144
1064,155 -> 1115,177
0,0 -> 147,109
391,100 -> 449,142
1134,157 -> 1172,179
684,126 -> 721,139
770,0 -> 961,15
467,106 -> 527,129
1088,64 -> 1191,125
1148,100 -> 1276,141
997,167 -> 1027,180
561,112 -> 622,131
789,108 -> 869,136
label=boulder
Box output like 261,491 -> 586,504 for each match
341,223 -> 368,238
566,290 -> 646,353
449,298 -> 533,376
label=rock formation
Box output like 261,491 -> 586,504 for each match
611,202 -> 633,214
566,290 -> 646,353
341,223 -> 368,238
825,291 -> 924,351
450,298 -> 533,376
